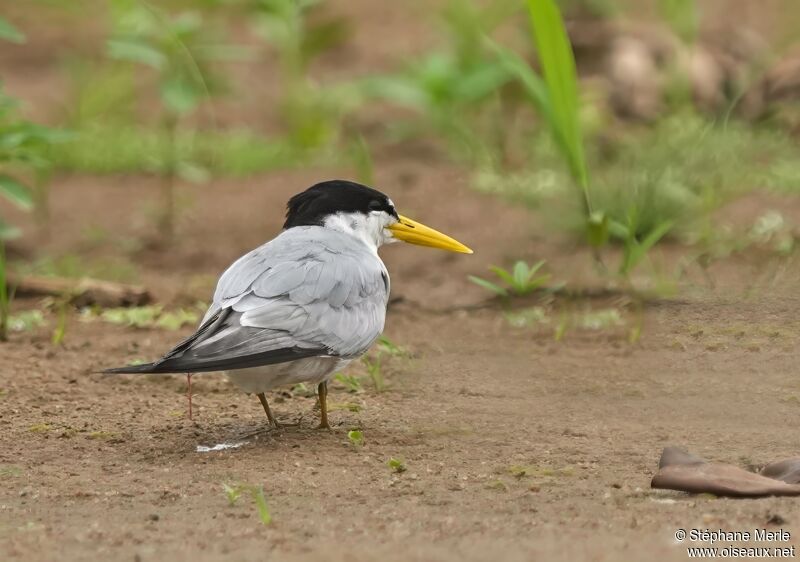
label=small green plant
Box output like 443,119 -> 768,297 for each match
107,0 -> 232,242
222,483 -> 243,506
51,297 -> 69,346
376,335 -> 406,357
469,260 -> 552,297
347,429 -> 364,448
0,22 -> 58,340
358,335 -> 407,392
221,482 -> 272,525
387,457 -> 407,473
361,354 -> 384,392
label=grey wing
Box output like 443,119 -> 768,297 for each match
146,228 -> 389,373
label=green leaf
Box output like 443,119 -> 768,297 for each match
453,63 -> 512,103
161,76 -> 201,115
249,485 -> 272,525
347,430 -> 364,447
222,483 -> 242,506
0,17 -> 25,44
621,220 -> 674,274
512,261 -> 529,289
525,0 -> 587,188
468,275 -> 509,297
0,175 -> 33,210
107,39 -> 166,69
488,265 -> 516,286
487,40 -> 551,115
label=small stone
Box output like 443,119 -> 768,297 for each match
148,514 -> 160,522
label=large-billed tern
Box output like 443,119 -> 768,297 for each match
106,180 -> 472,429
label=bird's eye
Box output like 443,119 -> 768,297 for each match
368,200 -> 384,212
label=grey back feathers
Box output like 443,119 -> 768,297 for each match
106,226 -> 389,374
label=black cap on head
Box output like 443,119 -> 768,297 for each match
283,180 -> 398,229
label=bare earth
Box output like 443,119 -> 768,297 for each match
2,167 -> 800,562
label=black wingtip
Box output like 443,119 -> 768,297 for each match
103,362 -> 158,374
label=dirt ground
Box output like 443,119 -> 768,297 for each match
3,2 -> 800,561
3,167 -> 800,562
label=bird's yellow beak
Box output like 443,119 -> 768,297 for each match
388,215 -> 473,254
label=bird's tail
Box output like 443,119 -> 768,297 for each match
103,362 -> 171,374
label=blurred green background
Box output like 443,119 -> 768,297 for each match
1,0 -> 800,340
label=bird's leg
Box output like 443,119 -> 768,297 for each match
257,393 -> 281,429
186,374 -> 193,420
317,381 -> 331,430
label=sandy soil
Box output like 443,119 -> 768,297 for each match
3,2 -> 800,561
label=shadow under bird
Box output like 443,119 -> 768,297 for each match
105,180 -> 472,429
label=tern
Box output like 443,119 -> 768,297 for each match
106,180 -> 472,429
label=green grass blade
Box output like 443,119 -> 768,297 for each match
525,0 -> 590,199
468,275 -> 509,297
0,17 -> 25,44
249,485 -> 272,526
512,261 -> 529,289
488,265 -> 516,287
486,39 -> 551,116
528,260 -> 547,275
621,220 -> 674,274
0,175 -> 33,210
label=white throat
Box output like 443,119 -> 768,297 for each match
322,211 -> 396,253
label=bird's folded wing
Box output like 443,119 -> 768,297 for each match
108,227 -> 388,374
